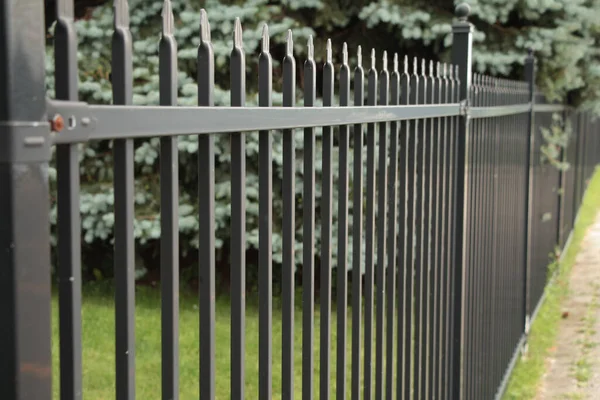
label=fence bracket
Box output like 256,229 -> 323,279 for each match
46,98 -> 95,143
459,99 -> 469,117
0,122 -> 51,163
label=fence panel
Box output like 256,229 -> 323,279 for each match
3,1 -> 600,400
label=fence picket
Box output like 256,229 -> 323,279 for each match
197,10 -> 216,399
258,23 -> 273,400
336,41 -> 351,400
302,35 -> 317,400
351,45 -> 365,400
159,2 -> 179,398
111,1 -> 136,398
363,48 -> 378,400
281,30 -> 296,400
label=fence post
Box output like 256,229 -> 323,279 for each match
522,50 -> 536,348
450,4 -> 473,399
0,1 -> 52,399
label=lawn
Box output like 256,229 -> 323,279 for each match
502,166 -> 600,399
51,283 -> 387,399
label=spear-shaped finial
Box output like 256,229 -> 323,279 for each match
393,53 -> 398,72
286,30 -> 293,56
114,0 -> 130,28
326,39 -> 332,64
357,45 -> 362,67
261,24 -> 269,53
200,9 -> 211,42
371,48 -> 376,69
342,42 -> 348,65
307,35 -> 314,60
233,18 -> 243,49
382,51 -> 388,71
161,0 -> 174,35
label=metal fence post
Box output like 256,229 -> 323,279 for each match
522,51 -> 536,347
450,4 -> 473,399
0,0 -> 53,399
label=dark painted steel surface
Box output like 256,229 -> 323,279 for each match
54,0 -> 83,398
111,2 -> 136,397
159,2 -> 179,398
197,10 -> 216,399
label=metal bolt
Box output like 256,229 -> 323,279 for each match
50,114 -> 65,132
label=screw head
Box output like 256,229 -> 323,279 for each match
455,3 -> 471,21
50,114 -> 65,132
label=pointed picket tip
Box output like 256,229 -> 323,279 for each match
393,53 -> 398,72
307,36 -> 314,61
436,61 -> 441,77
326,39 -> 332,64
421,58 -> 427,76
413,57 -> 418,74
357,45 -> 362,68
404,55 -> 409,74
382,51 -> 388,71
286,30 -> 293,57
370,48 -> 376,69
261,24 -> 269,53
443,63 -> 448,78
162,0 -> 174,35
233,18 -> 243,49
429,60 -> 434,77
114,0 -> 130,28
342,43 -> 348,65
200,9 -> 211,42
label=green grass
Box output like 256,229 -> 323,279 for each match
51,283 -> 403,399
503,166 -> 600,399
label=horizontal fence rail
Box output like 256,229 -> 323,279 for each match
1,1 -> 600,400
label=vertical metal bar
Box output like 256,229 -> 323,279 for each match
197,10 -> 216,399
414,58 -> 427,400
523,52 -> 536,342
259,24 -> 273,400
375,51 -> 389,400
159,2 -> 179,398
281,30 -> 296,400
363,49 -> 378,400
0,0 -> 51,398
450,4 -> 474,398
111,2 -> 136,397
423,60 -> 436,400
385,54 -> 400,400
302,36 -> 317,400
230,18 -> 246,400
407,57 -> 420,400
351,46 -> 365,400
337,42 -> 351,400
438,63 -> 451,399
429,62 -> 443,400
320,39 -> 335,400
396,56 -> 411,400
443,65 -> 458,400
197,9 -> 215,399
54,0 -> 83,398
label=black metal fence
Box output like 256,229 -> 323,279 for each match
1,1 -> 599,399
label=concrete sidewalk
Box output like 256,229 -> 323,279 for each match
536,211 -> 600,399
